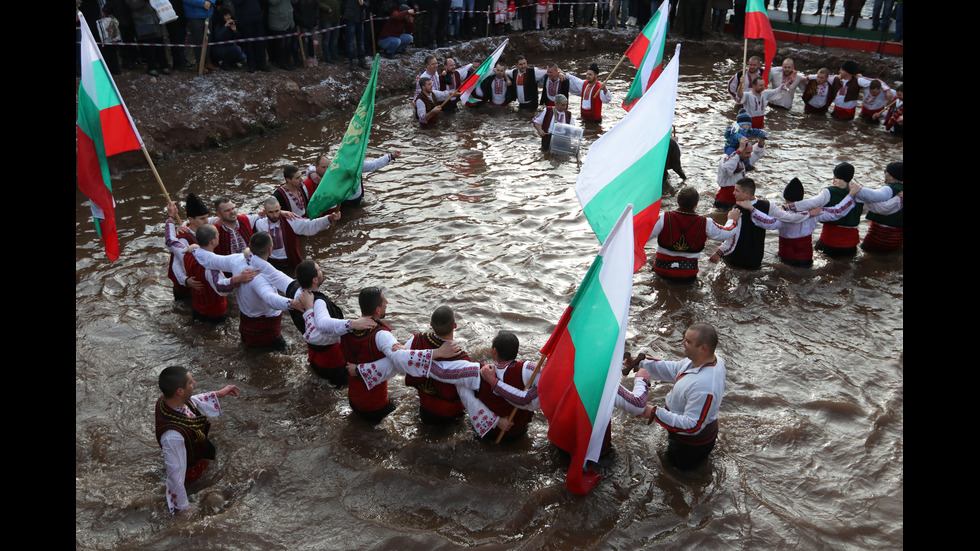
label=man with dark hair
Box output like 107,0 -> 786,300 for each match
155,365 -> 240,514
710,177 -> 770,270
273,164 -> 312,218
414,76 -> 455,126
189,231 -> 306,350
163,195 -> 210,300
288,260 -> 377,385
785,162 -> 866,257
342,287 -> 400,422
510,55 -> 548,110
475,62 -> 514,107
211,197 -> 256,256
648,186 -> 741,281
565,63 -> 612,122
474,331 -> 540,441
183,223 -> 258,323
624,322 -> 726,470
715,137 -> 765,210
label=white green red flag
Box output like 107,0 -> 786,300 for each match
457,39 -> 508,105
576,44 -> 681,273
538,204 -> 635,495
745,0 -> 777,83
76,11 -> 143,262
622,0 -> 669,112
307,55 -> 380,218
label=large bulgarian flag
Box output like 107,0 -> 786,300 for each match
538,204 -> 635,495
307,55 -> 380,218
745,0 -> 777,84
458,39 -> 508,105
576,44 -> 681,273
621,0 -> 669,112
76,12 -> 144,262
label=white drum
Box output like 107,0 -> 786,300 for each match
549,122 -> 583,156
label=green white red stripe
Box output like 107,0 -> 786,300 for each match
458,39 -> 508,105
622,0 -> 669,112
576,44 -> 681,273
307,55 -> 380,219
538,205 -> 635,495
76,12 -> 143,262
744,0 -> 777,83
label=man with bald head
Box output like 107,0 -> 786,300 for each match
252,196 -> 339,272
768,58 -> 803,110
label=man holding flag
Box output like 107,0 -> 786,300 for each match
624,323 -> 726,470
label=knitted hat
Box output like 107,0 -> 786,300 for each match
833,162 -> 855,183
186,193 -> 208,217
885,161 -> 903,182
588,62 -> 599,74
841,60 -> 859,75
783,177 -> 804,202
736,108 -> 751,125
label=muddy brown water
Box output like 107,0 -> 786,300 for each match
76,50 -> 903,549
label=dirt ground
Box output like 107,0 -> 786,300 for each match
80,27 -> 903,172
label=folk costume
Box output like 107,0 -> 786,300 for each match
286,282 -> 352,385
405,331 -> 470,423
715,144 -> 765,208
716,197 -> 771,270
155,391 -> 223,513
649,209 -> 741,280
532,105 -> 575,151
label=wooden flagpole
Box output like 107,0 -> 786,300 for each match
494,352 -> 548,443
141,147 -> 181,225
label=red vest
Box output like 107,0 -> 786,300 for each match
216,215 -> 253,256
580,80 -> 604,121
477,361 -> 534,435
258,218 -> 302,269
657,211 -> 708,253
167,230 -> 197,290
183,251 -> 227,317
405,332 -> 467,418
341,320 -> 393,412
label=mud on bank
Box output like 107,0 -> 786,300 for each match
80,28 -> 903,171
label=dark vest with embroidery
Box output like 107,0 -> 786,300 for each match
510,68 -> 539,108
866,182 -> 903,228
216,215 -> 253,256
155,397 -> 216,468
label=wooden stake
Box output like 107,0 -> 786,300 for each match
197,18 -> 211,76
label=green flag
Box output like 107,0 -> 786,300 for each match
307,55 -> 380,218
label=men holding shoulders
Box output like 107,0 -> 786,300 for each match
305,151 -> 401,207
476,61 -> 514,107
540,63 -> 570,107
155,365 -> 240,514
532,94 -> 574,151
860,79 -> 896,122
440,57 -> 472,112
738,74 -> 785,129
415,54 -> 441,96
715,136 -> 765,209
830,60 -> 887,121
252,196 -> 340,272
710,177 -> 770,270
801,68 -> 834,115
728,56 -> 763,104
649,186 -> 742,281
212,197 -> 257,256
163,194 -> 209,300
183,222 -> 258,323
472,331 -> 539,442
856,161 -> 904,253
624,322 -> 726,470
403,306 -> 471,424
786,162 -> 865,257
273,165 -> 312,218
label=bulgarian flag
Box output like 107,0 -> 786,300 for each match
76,11 -> 144,262
576,44 -> 681,273
745,0 -> 777,84
621,0 -> 669,112
538,204 -> 635,495
457,39 -> 508,105
307,55 -> 380,218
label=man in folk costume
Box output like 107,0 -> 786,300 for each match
801,68 -> 834,115
189,231 -> 306,350
874,83 -> 903,135
715,136 -> 766,209
252,197 -> 339,272
738,178 -> 862,268
273,164 -> 311,218
539,63 -> 569,107
510,55 -> 548,110
625,323 -> 726,470
728,56 -> 764,104
566,63 -> 612,122
403,306 -> 471,424
288,260 -> 378,386
415,54 -> 441,96
439,57 -> 472,112
830,60 -> 880,121
532,94 -> 574,151
155,365 -> 240,514
767,58 -> 803,110
163,194 -> 209,300
859,79 -> 895,122
305,151 -> 401,209
648,186 -> 742,281
414,76 -> 455,126
183,223 -> 259,324
710,177 -> 771,270
476,61 -> 514,106
211,197 -> 256,256
785,162 -> 865,258
856,161 -> 904,253
738,74 -> 787,129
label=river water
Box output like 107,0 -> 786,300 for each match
75,50 -> 903,549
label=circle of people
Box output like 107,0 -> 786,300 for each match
154,50 -> 903,514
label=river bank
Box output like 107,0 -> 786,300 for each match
80,26 -> 902,171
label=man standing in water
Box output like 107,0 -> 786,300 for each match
155,365 -> 240,514
624,322 -> 726,470
532,94 -> 574,151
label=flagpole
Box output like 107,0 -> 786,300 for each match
603,54 -> 628,83
197,17 -> 211,76
737,37 -> 748,99
494,352 -> 548,444
140,147 -> 182,225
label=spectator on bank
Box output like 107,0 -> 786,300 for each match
126,0 -> 171,76
212,6 -> 248,68
233,0 -> 272,72
318,0 -> 342,63
378,5 -> 416,56
184,0 -> 215,69
268,0 -> 301,71
341,0 -> 370,71
295,0 -> 320,67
